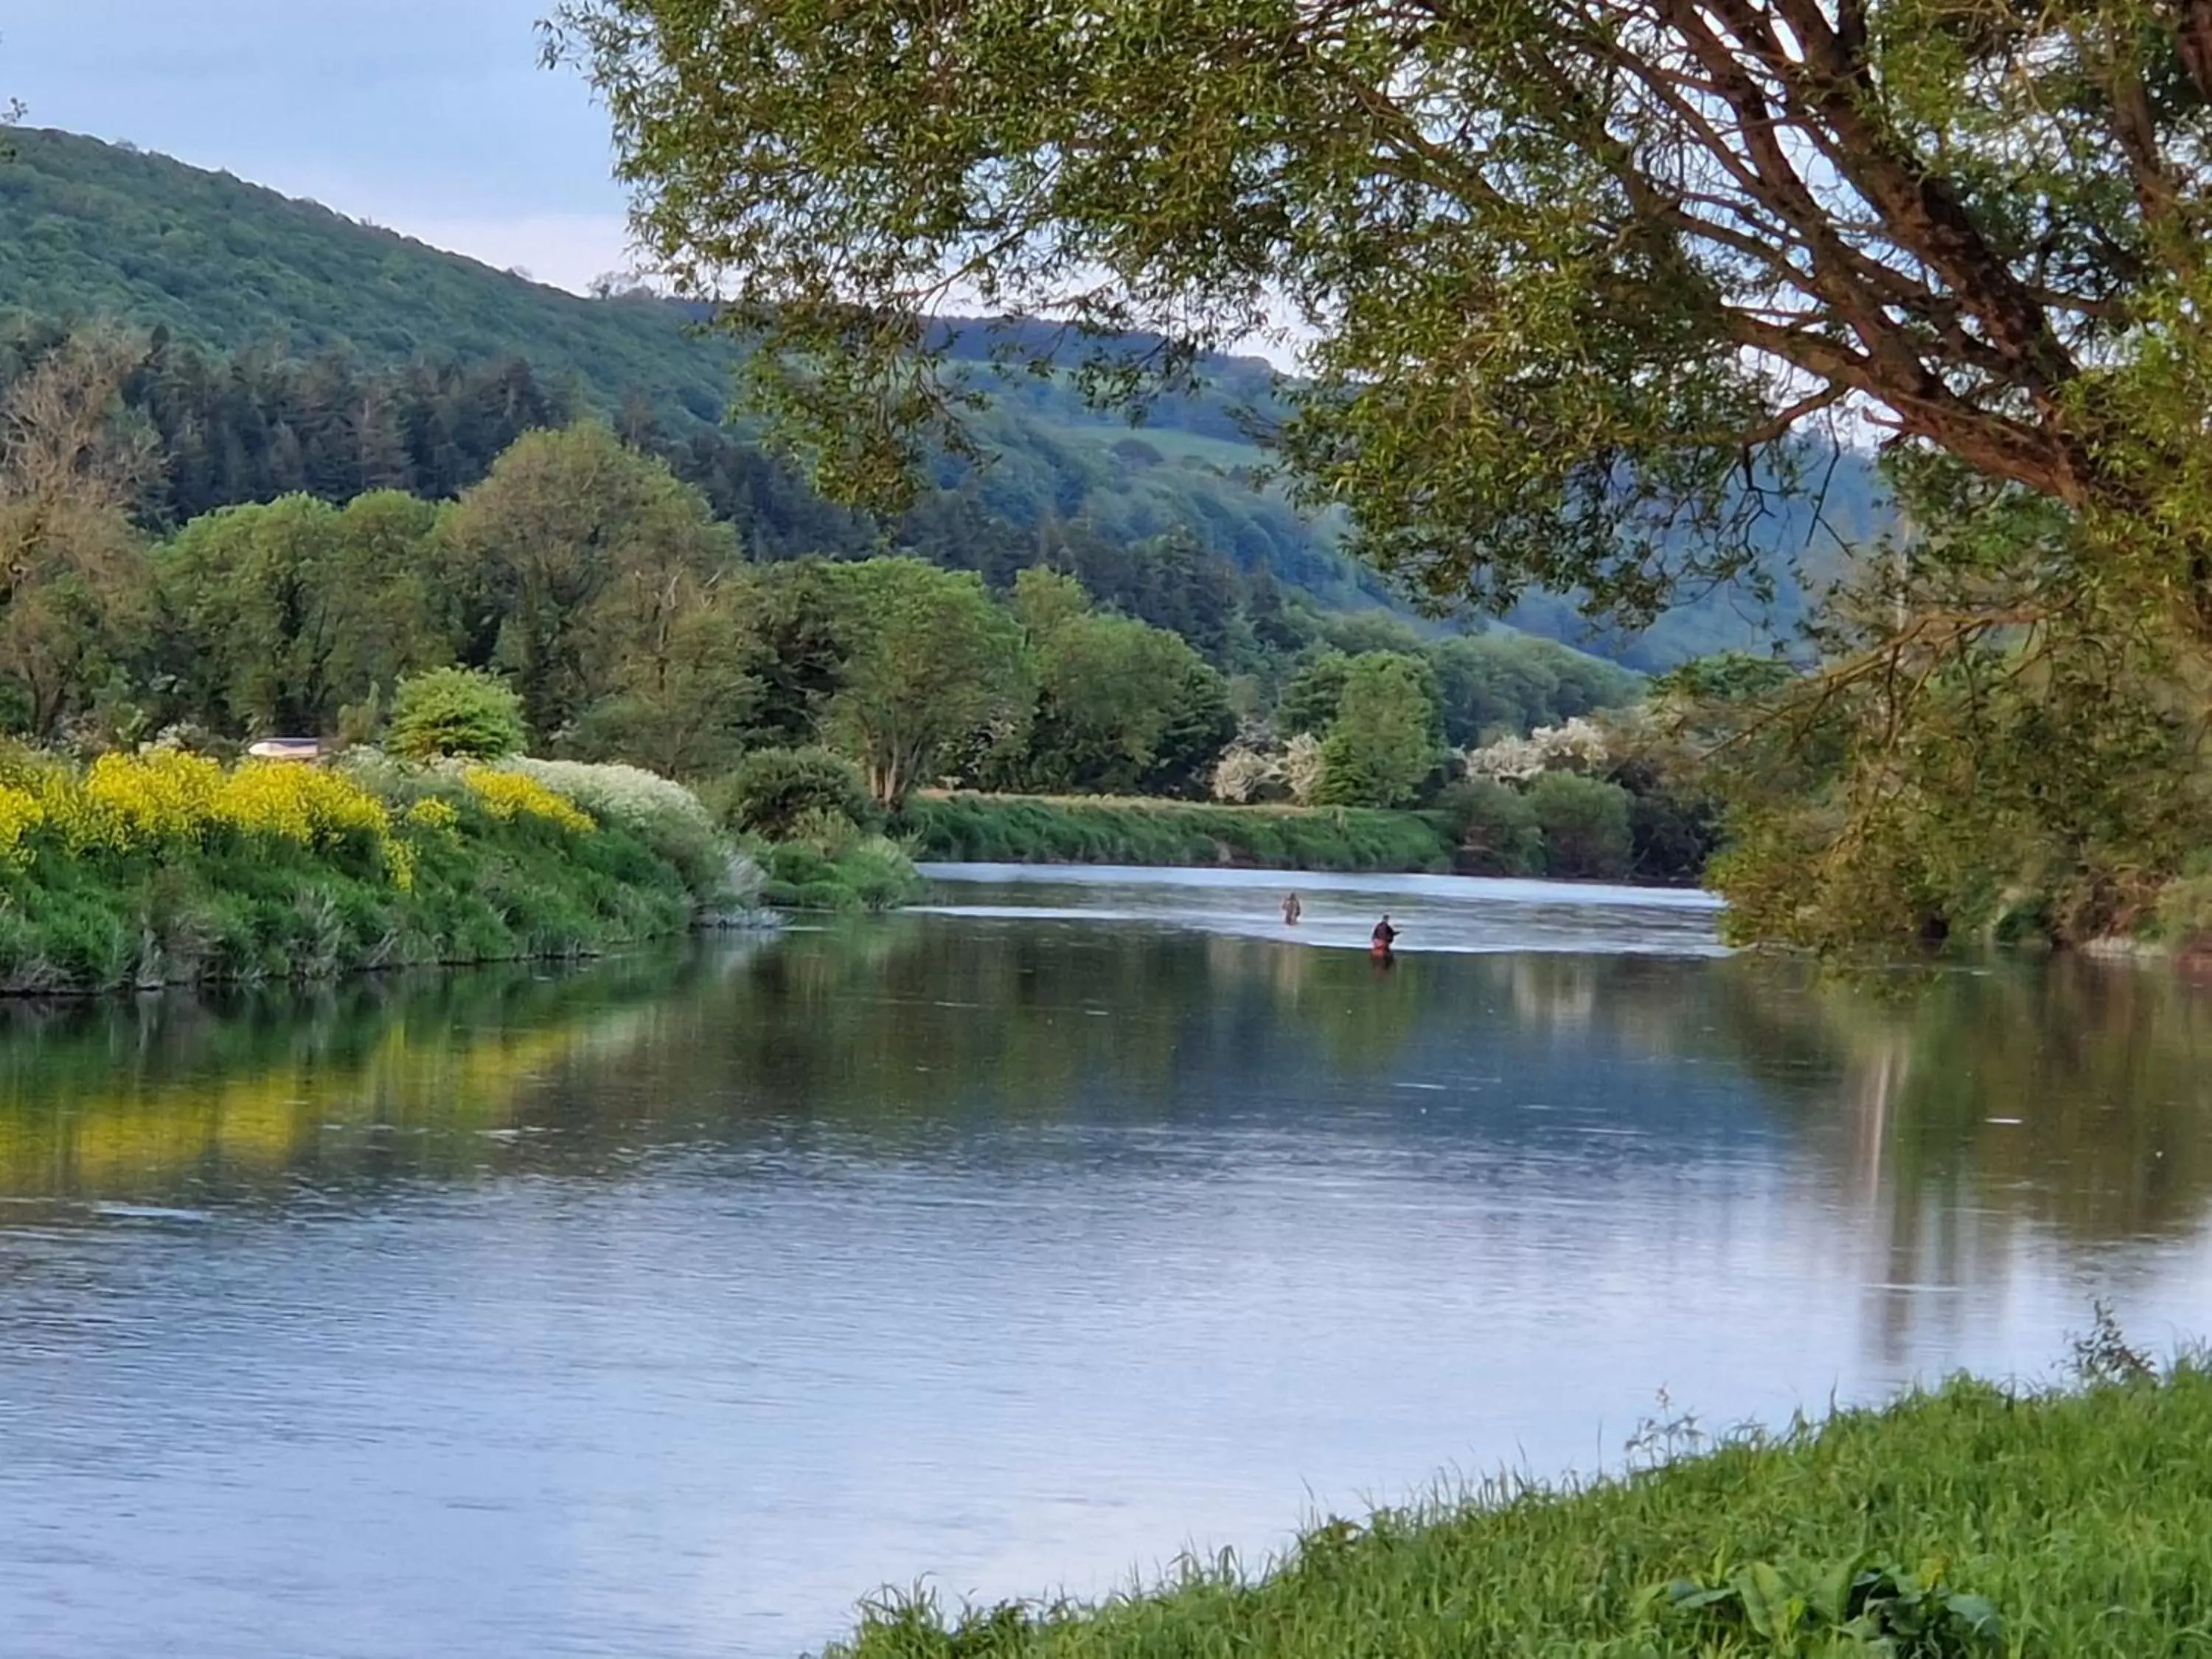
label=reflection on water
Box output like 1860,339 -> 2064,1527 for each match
0,954 -> 716,1209
1,874 -> 2209,1659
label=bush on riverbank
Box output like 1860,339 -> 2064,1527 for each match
697,748 -> 922,911
901,793 -> 1455,874
0,747 -> 749,994
751,834 -> 928,912
708,746 -> 883,842
1454,715 -> 1721,886
905,787 -> 1714,884
832,1348 -> 2212,1659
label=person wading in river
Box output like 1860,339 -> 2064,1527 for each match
1281,892 -> 1302,927
1371,916 -> 1398,956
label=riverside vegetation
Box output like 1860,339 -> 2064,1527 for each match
0,324 -> 1714,911
0,137 -> 1733,900
0,654 -> 967,995
902,794 -> 1455,874
0,739 -> 749,995
828,1329 -> 2209,1659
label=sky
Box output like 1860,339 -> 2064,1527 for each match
4,0 -> 636,293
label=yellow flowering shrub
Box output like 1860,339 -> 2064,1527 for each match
462,768 -> 596,835
77,751 -> 226,849
0,785 -> 45,871
0,751 -> 604,890
3,754 -> 408,882
213,762 -> 393,849
404,796 -> 461,834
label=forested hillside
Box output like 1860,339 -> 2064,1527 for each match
0,125 -> 1889,664
0,128 -> 737,418
0,128 -> 1368,601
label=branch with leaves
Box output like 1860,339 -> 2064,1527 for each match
550,0 -> 2212,634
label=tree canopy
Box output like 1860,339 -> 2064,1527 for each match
1011,587 -> 1237,796
438,422 -> 738,739
0,328 -> 148,734
554,0 -> 2212,633
1314,654 -> 1447,808
159,492 -> 448,736
820,558 -> 1029,805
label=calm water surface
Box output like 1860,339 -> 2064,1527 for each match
3,866 -> 2210,1657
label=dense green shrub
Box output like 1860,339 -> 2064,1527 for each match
1435,779 -> 1545,877
752,833 -> 925,911
1528,773 -> 1635,880
835,839 -> 930,909
386,668 -> 527,762
711,747 -> 880,839
1625,786 -> 1721,887
1311,653 -> 1447,809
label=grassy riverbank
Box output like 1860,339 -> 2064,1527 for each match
900,793 -> 1455,873
0,749 -> 749,995
832,1352 -> 2212,1658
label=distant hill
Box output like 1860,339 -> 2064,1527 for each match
1502,460 -> 1887,671
0,126 -> 1886,664
0,128 -> 740,422
0,126 -> 1379,606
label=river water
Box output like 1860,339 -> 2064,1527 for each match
2,865 -> 2208,1657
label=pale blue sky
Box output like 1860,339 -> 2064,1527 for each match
4,0 -> 633,291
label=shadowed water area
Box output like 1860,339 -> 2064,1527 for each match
1,867 -> 2209,1657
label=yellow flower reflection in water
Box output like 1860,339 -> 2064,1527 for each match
0,988 -> 664,1201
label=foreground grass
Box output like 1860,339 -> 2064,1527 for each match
830,1361 -> 2212,1658
902,793 -> 1455,874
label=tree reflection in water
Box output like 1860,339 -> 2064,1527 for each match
1,922 -> 2206,1357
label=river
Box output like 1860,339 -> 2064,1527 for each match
2,864 -> 2208,1657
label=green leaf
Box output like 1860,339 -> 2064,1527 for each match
1815,1554 -> 1864,1625
1666,1581 -> 1737,1612
1733,1561 -> 1793,1639
1943,1592 -> 2004,1640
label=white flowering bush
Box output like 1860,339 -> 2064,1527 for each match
1462,732 -> 1547,783
500,757 -> 737,900
501,758 -> 717,836
1206,731 -> 1327,806
1464,717 -> 1614,782
1211,744 -> 1285,804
